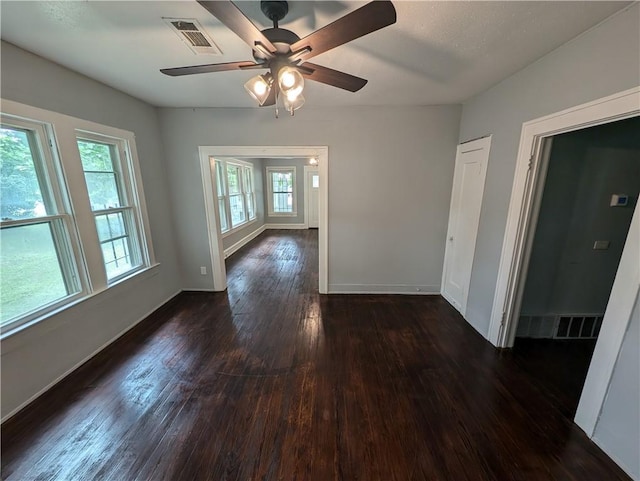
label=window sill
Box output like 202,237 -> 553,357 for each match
0,263 -> 161,341
221,218 -> 257,239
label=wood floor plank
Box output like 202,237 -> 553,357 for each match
1,230 -> 632,480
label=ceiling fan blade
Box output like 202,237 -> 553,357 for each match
160,61 -> 261,76
289,1 -> 396,62
197,0 -> 277,55
300,63 -> 367,92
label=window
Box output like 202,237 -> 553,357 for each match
0,101 -> 154,334
77,134 -> 143,281
0,119 -> 81,327
267,167 -> 296,216
214,158 -> 256,235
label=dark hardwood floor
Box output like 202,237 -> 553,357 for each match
510,338 -> 598,419
1,230 -> 631,480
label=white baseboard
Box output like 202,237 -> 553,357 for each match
1,289 -> 182,424
264,223 -> 307,230
328,284 -> 440,295
224,224 -> 266,259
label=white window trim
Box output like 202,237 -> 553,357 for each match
76,130 -> 147,283
214,157 -> 257,237
0,99 -> 156,338
266,166 -> 297,217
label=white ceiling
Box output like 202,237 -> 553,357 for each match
0,1 -> 631,108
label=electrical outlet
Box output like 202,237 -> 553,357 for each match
593,241 -> 610,250
200,266 -> 207,275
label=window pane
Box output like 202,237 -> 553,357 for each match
246,193 -> 255,220
0,223 -> 69,325
312,174 -> 319,188
243,167 -> 253,192
0,126 -> 48,220
77,139 -> 122,211
227,165 -> 240,194
95,211 -> 140,280
83,172 -> 120,210
273,193 -> 292,213
101,236 -> 134,280
77,139 -> 114,171
218,198 -> 228,232
95,212 -> 126,242
215,161 -> 226,195
229,193 -> 246,226
272,172 -> 292,193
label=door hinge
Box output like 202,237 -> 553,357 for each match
527,155 -> 534,171
500,310 -> 507,326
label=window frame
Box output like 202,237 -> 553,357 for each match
214,158 -> 256,237
0,116 -> 87,331
76,130 -> 146,283
0,100 -> 156,337
266,166 -> 297,217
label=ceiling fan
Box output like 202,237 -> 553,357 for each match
160,0 -> 397,115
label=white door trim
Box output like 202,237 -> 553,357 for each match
198,146 -> 329,294
488,86 -> 640,437
576,204 -> 639,436
441,135 -> 492,316
304,165 -> 319,229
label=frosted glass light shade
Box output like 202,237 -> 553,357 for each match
278,67 -> 304,100
284,93 -> 305,114
244,73 -> 273,105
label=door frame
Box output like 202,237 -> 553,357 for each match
199,146 -> 329,294
489,86 -> 640,436
441,135 -> 492,316
303,165 -> 319,229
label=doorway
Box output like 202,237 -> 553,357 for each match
489,86 -> 639,437
198,146 -> 329,294
510,117 -> 639,416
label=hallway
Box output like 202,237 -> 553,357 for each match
1,230 -> 630,480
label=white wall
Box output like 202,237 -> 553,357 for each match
158,105 -> 461,293
0,42 -> 182,420
457,5 -> 639,478
593,291 -> 640,480
459,4 -> 640,337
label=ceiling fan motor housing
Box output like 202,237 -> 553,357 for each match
261,1 -> 289,23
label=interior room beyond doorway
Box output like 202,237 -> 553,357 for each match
511,116 -> 640,416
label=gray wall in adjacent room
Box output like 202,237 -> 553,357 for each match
158,105 -> 461,293
0,41 -> 181,420
521,119 -> 640,317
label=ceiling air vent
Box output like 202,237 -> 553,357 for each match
164,18 -> 221,55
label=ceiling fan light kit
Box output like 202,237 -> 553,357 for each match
161,0 -> 397,118
244,72 -> 274,105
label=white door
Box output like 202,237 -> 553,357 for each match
441,136 -> 491,315
306,168 -> 319,228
